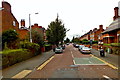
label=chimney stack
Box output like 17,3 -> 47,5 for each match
113,7 -> 119,20
2,1 -> 11,13
99,25 -> 103,30
21,19 -> 25,27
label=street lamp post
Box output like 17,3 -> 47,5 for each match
29,14 -> 32,42
29,13 -> 39,43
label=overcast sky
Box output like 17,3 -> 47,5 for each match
0,0 -> 120,40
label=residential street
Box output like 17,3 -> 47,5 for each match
25,44 -> 118,79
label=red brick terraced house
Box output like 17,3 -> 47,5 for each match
0,1 -> 47,41
102,7 -> 120,43
80,25 -> 104,42
0,1 -> 28,40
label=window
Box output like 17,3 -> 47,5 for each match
13,21 -> 16,26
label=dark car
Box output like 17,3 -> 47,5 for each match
61,45 -> 65,49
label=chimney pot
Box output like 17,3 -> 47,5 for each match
21,19 -> 25,27
99,25 -> 103,29
113,7 -> 119,20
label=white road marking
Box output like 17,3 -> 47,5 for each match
103,75 -> 112,80
89,61 -> 92,64
71,51 -> 74,58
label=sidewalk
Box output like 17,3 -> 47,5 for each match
2,50 -> 55,78
91,49 -> 118,68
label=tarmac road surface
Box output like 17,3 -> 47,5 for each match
26,44 -> 118,79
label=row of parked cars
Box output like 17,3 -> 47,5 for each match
73,43 -> 91,54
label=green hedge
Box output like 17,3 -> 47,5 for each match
111,43 -> 120,47
20,41 -> 41,55
1,49 -> 33,68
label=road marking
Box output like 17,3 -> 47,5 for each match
37,56 -> 54,70
12,70 -> 32,78
103,75 -> 112,80
71,51 -> 74,58
73,59 -> 77,65
89,61 -> 92,64
90,54 -> 118,70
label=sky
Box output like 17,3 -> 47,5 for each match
0,0 -> 120,40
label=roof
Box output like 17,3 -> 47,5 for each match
102,17 -> 120,34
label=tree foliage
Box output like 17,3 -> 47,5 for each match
46,15 -> 67,46
2,29 -> 19,49
28,28 -> 44,46
64,37 -> 70,43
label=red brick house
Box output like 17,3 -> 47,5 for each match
102,7 -> 120,43
0,1 -> 28,40
80,25 -> 104,41
1,1 -> 47,41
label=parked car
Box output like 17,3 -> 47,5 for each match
81,47 -> 91,54
75,44 -> 79,48
78,45 -> 85,51
73,43 -> 79,48
66,43 -> 69,45
61,45 -> 65,49
55,47 -> 63,53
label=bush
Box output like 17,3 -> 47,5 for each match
92,41 -> 98,44
103,43 -> 111,46
111,43 -> 120,47
82,41 -> 90,44
1,49 -> 32,68
20,41 -> 41,55
2,29 -> 19,49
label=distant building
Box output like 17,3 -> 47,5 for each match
102,7 -> 120,43
80,25 -> 104,41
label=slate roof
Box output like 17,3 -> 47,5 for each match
102,18 -> 120,34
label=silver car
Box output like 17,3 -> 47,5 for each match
55,47 -> 63,53
78,45 -> 85,51
81,47 -> 91,54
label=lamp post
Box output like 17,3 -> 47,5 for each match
29,13 -> 39,43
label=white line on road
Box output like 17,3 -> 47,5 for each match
71,51 -> 74,58
89,61 -> 92,64
103,75 -> 112,80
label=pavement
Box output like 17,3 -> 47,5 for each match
91,49 -> 119,68
1,50 -> 55,78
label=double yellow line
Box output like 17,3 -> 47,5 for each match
90,54 -> 118,70
37,56 -> 54,70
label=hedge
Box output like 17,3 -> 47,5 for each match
1,49 -> 33,68
20,41 -> 41,55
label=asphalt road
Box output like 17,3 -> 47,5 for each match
26,44 -> 118,79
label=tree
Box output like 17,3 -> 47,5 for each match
2,29 -> 19,49
64,37 -> 70,43
71,36 -> 75,42
28,28 -> 44,46
46,15 -> 67,46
